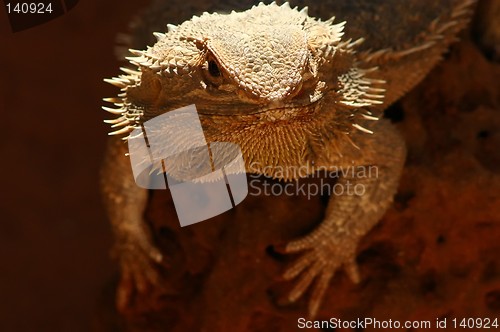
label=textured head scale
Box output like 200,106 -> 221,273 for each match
104,2 -> 385,177
146,2 -> 353,103
196,16 -> 309,102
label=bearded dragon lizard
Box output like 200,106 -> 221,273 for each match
101,0 -> 476,318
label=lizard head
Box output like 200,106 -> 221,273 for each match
104,2 -> 384,176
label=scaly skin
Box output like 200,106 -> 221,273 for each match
101,0 -> 476,317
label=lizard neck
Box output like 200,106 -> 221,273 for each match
199,97 -> 360,180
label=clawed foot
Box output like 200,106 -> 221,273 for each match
112,223 -> 164,313
281,229 -> 361,318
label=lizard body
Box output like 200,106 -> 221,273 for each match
101,0 -> 476,318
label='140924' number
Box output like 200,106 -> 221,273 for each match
6,2 -> 53,14
452,318 -> 499,329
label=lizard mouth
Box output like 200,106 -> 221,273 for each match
196,98 -> 323,120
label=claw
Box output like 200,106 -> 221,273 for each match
115,251 -> 163,313
309,268 -> 334,318
283,251 -> 314,280
135,266 -> 150,293
112,222 -> 165,314
148,246 -> 163,263
281,230 -> 361,318
344,259 -> 361,283
116,266 -> 134,312
285,232 -> 319,252
288,260 -> 322,302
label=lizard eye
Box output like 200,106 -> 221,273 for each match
203,56 -> 224,87
208,60 -> 221,77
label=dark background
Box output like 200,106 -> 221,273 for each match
0,1 -> 150,330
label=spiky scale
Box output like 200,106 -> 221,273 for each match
361,114 -> 379,121
103,116 -> 126,124
153,32 -> 166,41
129,49 -> 144,56
102,106 -> 124,115
103,78 -> 126,88
120,67 -> 140,75
108,126 -> 131,136
103,97 -> 121,103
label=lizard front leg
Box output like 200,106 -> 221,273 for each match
100,136 -> 163,312
282,120 -> 406,318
